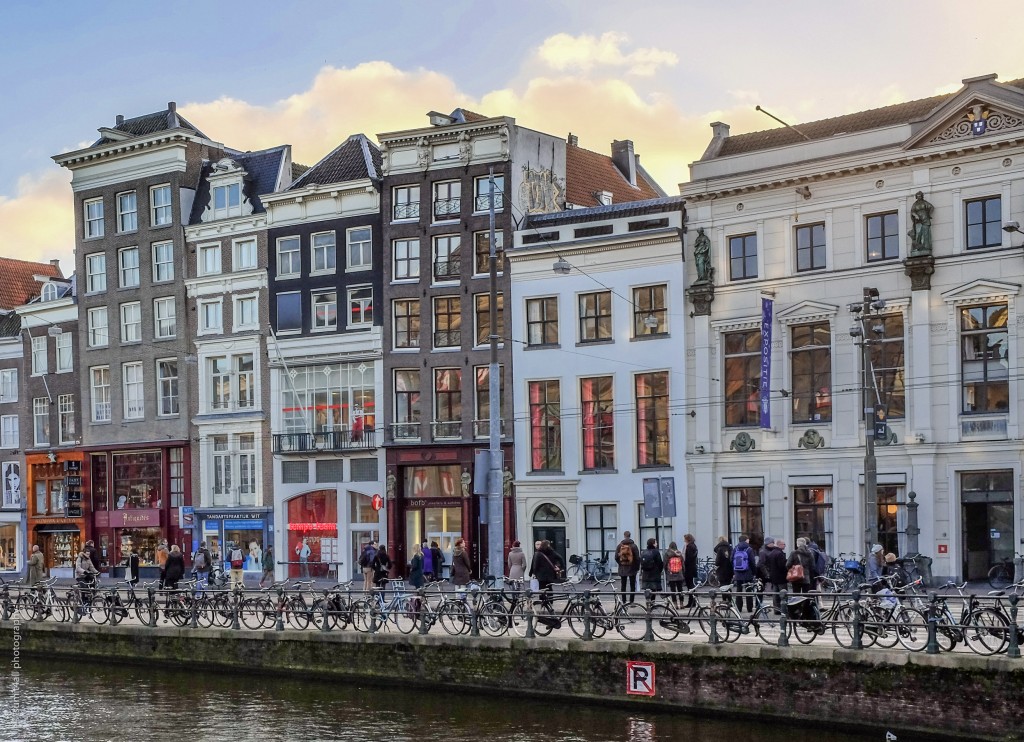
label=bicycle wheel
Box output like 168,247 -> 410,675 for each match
166,597 -> 190,627
477,601 -> 510,637
752,605 -> 786,645
614,602 -> 648,641
211,595 -> 236,628
349,599 -> 376,633
964,608 -> 1009,656
240,597 -> 272,630
134,598 -> 154,626
716,604 -> 746,643
15,593 -> 36,621
896,607 -> 929,652
438,600 -> 471,636
509,601 -> 529,637
286,597 -> 311,630
88,595 -> 110,625
988,564 -> 1012,590
871,606 -> 901,649
392,596 -> 419,635
650,602 -> 681,641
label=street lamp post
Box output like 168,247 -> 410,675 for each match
486,167 -> 504,585
850,287 -> 887,556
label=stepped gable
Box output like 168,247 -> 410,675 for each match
0,257 -> 62,310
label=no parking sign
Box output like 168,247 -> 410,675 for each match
626,661 -> 656,696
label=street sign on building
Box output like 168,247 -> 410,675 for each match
642,478 -> 661,518
371,494 -> 384,512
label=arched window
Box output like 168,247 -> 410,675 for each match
532,503 -> 565,522
41,283 -> 59,302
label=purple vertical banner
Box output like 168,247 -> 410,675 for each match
759,297 -> 773,429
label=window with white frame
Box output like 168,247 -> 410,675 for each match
237,355 -> 255,409
474,174 -> 505,212
209,357 -> 231,410
234,295 -> 258,330
199,243 -> 221,276
433,296 -> 461,348
234,238 -> 257,271
473,231 -> 505,275
212,182 -> 242,219
433,180 -> 461,220
474,365 -> 504,437
393,185 -> 420,220
281,361 -> 375,435
33,397 -> 48,446
433,235 -> 461,281
55,333 -> 72,373
210,433 -> 258,506
41,283 -> 60,302
199,299 -> 223,333
150,184 -> 172,227
277,236 -> 301,277
120,302 -> 141,343
393,238 -> 420,280
119,246 -> 140,288
58,394 -> 75,444
152,241 -> 174,282
526,297 -> 559,346
312,232 -> 336,273
117,191 -> 137,232
87,307 -> 108,348
347,227 -> 372,269
212,436 -> 231,503
153,297 -> 176,339
90,366 -> 110,422
206,354 -> 254,412
122,362 -> 144,420
348,286 -> 372,327
84,198 -> 104,238
157,359 -> 179,416
30,336 -> 46,375
0,369 -> 16,403
0,415 -> 18,447
85,253 -> 106,293
239,434 -> 257,503
312,291 -> 337,330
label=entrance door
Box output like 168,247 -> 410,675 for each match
532,525 -> 567,566
963,502 -> 1014,580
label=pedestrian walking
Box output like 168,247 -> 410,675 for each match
84,540 -> 101,575
295,537 -> 311,579
409,543 -> 425,588
124,546 -> 140,587
27,544 -> 45,586
614,531 -> 641,604
259,544 -> 275,588
228,542 -> 245,589
731,535 -> 757,613
358,540 -> 378,592
507,540 -> 527,580
430,541 -> 445,581
867,543 -> 884,582
714,536 -> 733,588
639,538 -> 664,595
683,534 -> 698,606
371,545 -> 392,588
192,541 -> 212,584
155,540 -> 169,589
664,541 -> 685,608
450,538 -> 472,587
528,540 -> 563,610
785,537 -> 815,595
164,545 -> 185,590
759,537 -> 787,608
421,541 -> 435,582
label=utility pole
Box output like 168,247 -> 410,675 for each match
851,287 -> 885,556
487,166 -> 504,586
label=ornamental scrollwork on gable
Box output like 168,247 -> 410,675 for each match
926,106 -> 1024,145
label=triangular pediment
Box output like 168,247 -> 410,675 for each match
904,75 -> 1024,150
775,300 -> 839,326
942,278 -> 1020,306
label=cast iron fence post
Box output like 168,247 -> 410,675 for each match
708,589 -> 720,645
851,589 -> 863,650
147,587 -> 157,628
643,589 -> 655,642
320,591 -> 331,633
275,588 -> 285,631
418,588 -> 430,636
524,588 -> 536,639
189,592 -> 199,629
1008,593 -> 1021,659
925,591 -> 940,655
469,588 -> 481,638
777,588 -> 789,647
582,590 -> 594,642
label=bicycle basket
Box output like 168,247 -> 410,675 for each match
843,560 -> 862,572
569,555 -> 582,565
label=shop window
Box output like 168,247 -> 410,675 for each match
169,447 -> 184,508
280,361 -> 376,437
0,524 -> 18,570
877,485 -> 906,556
112,451 -> 162,509
120,529 -> 161,567
403,464 -> 461,499
286,490 -> 338,578
91,454 -> 108,511
350,490 -> 377,523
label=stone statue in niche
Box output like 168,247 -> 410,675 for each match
458,131 -> 472,162
693,228 -> 713,283
908,191 -> 934,256
503,467 -> 513,497
386,470 -> 396,499
416,138 -> 430,168
461,468 -> 472,498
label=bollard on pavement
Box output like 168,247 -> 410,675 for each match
1008,593 -> 1021,659
777,588 -> 790,647
925,592 -> 940,655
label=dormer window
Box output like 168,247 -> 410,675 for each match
213,182 -> 242,219
41,283 -> 60,302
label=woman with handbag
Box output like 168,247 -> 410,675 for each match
785,537 -> 816,594
529,540 -> 564,611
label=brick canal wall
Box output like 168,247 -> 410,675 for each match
3,621 -> 1022,741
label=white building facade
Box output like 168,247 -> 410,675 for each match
682,73 -> 1024,582
509,199 -> 686,568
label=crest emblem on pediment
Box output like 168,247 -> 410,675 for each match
926,103 -> 1023,144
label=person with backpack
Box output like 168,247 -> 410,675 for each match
614,531 -> 641,604
663,541 -> 685,608
421,541 -> 435,582
371,545 -> 392,588
228,542 -> 245,590
808,539 -> 828,588
731,535 -> 757,613
358,540 -> 378,593
639,538 -> 664,595
192,541 -> 212,586
714,536 -> 733,588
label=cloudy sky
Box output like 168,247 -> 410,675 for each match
2,0 -> 1023,273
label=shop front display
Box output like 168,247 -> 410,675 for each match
0,522 -> 21,572
197,510 -> 272,571
400,464 -> 466,578
286,491 -> 337,578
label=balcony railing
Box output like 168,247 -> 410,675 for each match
433,329 -> 461,348
472,419 -> 507,439
390,422 -> 421,441
474,193 -> 504,212
433,259 -> 461,280
432,420 -> 462,440
393,202 -> 420,220
433,197 -> 461,219
272,428 -> 377,454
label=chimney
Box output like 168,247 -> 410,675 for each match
710,121 -> 730,140
167,101 -> 179,129
115,114 -> 124,126
611,139 -> 636,187
49,259 -> 62,277
567,132 -> 579,147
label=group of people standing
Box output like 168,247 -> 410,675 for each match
612,531 -> 700,608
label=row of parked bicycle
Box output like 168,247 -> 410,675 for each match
3,572 -> 1023,657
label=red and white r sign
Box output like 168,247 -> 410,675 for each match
626,661 -> 656,696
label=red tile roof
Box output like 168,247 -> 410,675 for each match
456,109 -> 489,123
565,144 -> 662,207
0,257 -> 63,310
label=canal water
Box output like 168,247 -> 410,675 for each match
0,657 -> 883,741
